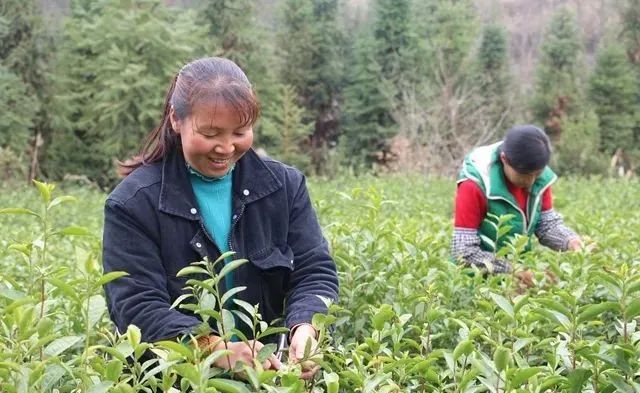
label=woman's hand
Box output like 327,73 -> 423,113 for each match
567,237 -> 583,251
288,324 -> 320,380
568,236 -> 597,253
514,270 -> 535,288
200,336 -> 281,371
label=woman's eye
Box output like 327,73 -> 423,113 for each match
200,132 -> 217,139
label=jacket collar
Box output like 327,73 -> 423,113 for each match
159,148 -> 282,220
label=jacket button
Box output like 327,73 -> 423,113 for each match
195,242 -> 202,248
190,208 -> 197,214
243,189 -> 250,196
232,214 -> 238,220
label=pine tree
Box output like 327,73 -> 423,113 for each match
0,65 -> 37,180
48,0 -> 206,186
531,8 -> 584,142
373,0 -> 412,86
259,84 -> 313,170
476,24 -> 511,130
0,0 -> 54,181
405,0 -> 483,168
589,43 -> 638,154
620,0 -> 640,66
618,0 -> 640,158
277,0 -> 343,174
340,28 -> 394,167
532,8 -> 605,174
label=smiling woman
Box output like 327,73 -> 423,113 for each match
171,102 -> 254,178
103,57 -> 338,380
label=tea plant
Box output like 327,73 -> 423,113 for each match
1,176 -> 640,391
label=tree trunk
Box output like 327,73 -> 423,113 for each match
28,130 -> 43,183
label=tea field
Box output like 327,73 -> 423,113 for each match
1,176 -> 640,392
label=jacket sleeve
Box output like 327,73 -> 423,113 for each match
102,199 -> 201,343
534,209 -> 579,251
284,174 -> 339,329
451,228 -> 512,273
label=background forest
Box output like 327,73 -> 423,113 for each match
2,0 -> 640,187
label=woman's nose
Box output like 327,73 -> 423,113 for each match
213,140 -> 234,155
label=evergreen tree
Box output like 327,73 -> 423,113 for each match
476,23 -> 512,130
404,0 -> 482,169
531,8 -> 584,142
0,0 -> 55,181
620,0 -> 640,66
418,0 -> 477,85
259,84 -> 313,170
618,0 -> 640,158
532,8 -> 604,174
0,65 -> 37,150
554,110 -> 606,175
277,0 -> 343,174
589,43 -> 638,154
373,0 -> 412,86
0,65 -> 37,180
340,28 -> 394,167
48,0 -> 206,187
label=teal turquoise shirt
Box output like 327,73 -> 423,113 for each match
188,165 -> 234,300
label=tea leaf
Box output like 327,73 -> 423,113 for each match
43,335 -> 82,357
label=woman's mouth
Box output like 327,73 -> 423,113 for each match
208,157 -> 231,168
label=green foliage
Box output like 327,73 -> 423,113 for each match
47,0 -> 206,187
0,65 -> 37,150
531,8 -> 585,140
530,8 -> 611,175
619,0 -> 640,67
340,28 -> 394,168
589,43 -> 639,155
3,177 -> 640,390
476,24 -> 512,129
3,0 -> 632,182
373,0 -> 412,85
418,0 -> 478,85
277,0 -> 343,174
619,0 -> 640,162
259,84 -> 313,171
553,110 -> 608,175
0,0 -> 55,180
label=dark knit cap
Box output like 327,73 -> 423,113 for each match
501,125 -> 551,174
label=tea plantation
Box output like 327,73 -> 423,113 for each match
1,176 -> 639,392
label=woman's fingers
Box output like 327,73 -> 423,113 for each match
268,353 -> 281,370
300,365 -> 320,380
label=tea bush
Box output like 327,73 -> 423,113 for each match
1,176 -> 639,392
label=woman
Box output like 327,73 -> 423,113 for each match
102,57 -> 338,379
452,125 -> 582,275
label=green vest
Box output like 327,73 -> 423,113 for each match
457,142 -> 557,252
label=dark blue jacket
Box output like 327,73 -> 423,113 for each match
102,148 -> 338,343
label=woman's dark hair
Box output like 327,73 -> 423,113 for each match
501,125 -> 551,174
118,57 -> 260,177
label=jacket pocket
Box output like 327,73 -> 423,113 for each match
249,246 -> 295,271
248,246 -> 294,322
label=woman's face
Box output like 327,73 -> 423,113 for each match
171,102 -> 254,178
500,152 -> 543,189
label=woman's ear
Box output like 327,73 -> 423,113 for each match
169,106 -> 180,134
499,151 -> 508,165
